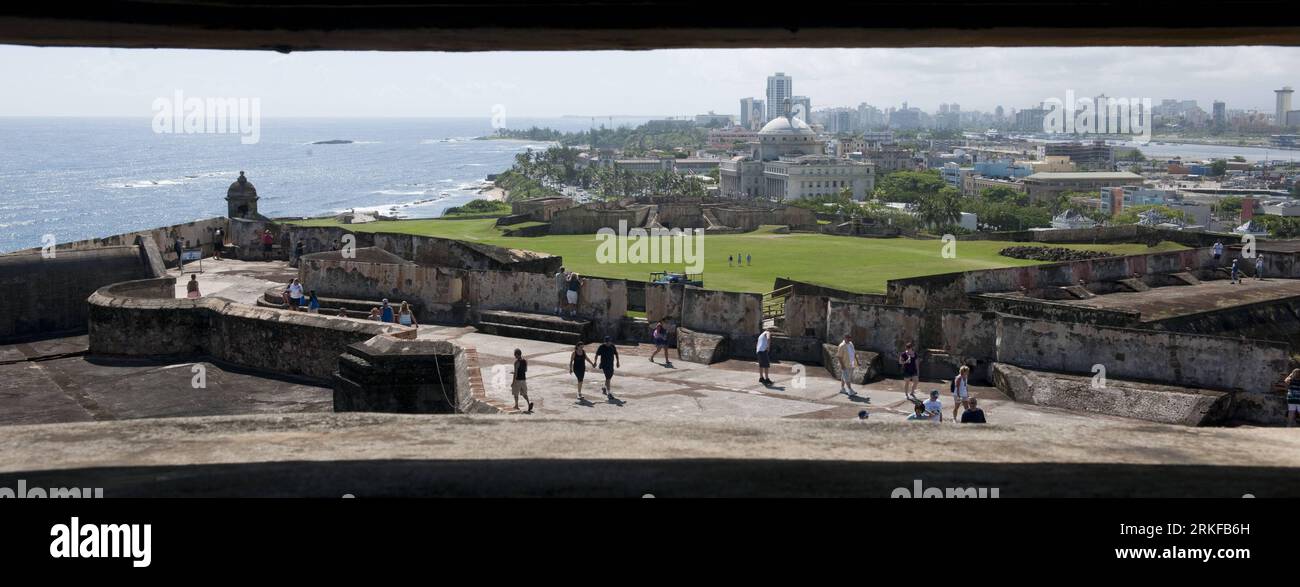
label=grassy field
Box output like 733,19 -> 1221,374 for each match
289,217 -> 1186,294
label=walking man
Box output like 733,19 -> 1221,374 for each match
1230,258 -> 1241,284
379,298 -> 395,323
596,336 -> 620,399
836,334 -> 858,396
756,327 -> 773,385
1256,255 -> 1265,280
746,253 -> 751,266
511,348 -> 533,413
213,227 -> 224,260
1212,240 -> 1224,265
728,254 -> 733,267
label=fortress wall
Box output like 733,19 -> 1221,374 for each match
549,207 -> 642,234
886,248 -> 1218,309
0,246 -> 155,342
88,278 -> 411,382
645,282 -> 685,324
655,203 -> 706,229
680,287 -> 761,356
300,256 -> 466,323
466,270 -> 627,333
994,314 -> 1288,393
825,300 -> 925,357
783,295 -> 828,340
10,217 -> 229,267
974,294 -> 1144,327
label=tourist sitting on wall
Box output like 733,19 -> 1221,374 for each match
307,291 -> 320,313
380,299 -> 395,323
368,307 -> 382,321
186,274 -> 201,299
398,301 -> 418,328
906,402 -> 931,421
960,397 -> 987,424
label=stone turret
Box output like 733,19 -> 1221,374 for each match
226,171 -> 262,219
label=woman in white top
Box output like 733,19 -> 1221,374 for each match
951,365 -> 971,423
397,301 -> 418,329
287,279 -> 304,309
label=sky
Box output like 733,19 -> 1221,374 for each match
0,45 -> 1296,118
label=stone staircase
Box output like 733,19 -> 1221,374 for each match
476,310 -> 591,345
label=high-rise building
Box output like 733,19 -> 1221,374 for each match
1213,101 -> 1226,127
739,98 -> 765,131
1276,87 -> 1294,127
765,72 -> 792,122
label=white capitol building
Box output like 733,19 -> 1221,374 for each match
720,105 -> 875,201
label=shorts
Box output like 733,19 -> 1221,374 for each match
654,337 -> 667,349
573,368 -> 585,382
1213,253 -> 1221,260
511,379 -> 528,399
840,366 -> 855,385
903,369 -> 918,380
757,350 -> 771,369
601,365 -> 614,380
566,290 -> 578,305
953,387 -> 970,400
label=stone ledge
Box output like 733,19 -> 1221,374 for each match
678,327 -> 729,364
821,343 -> 881,383
990,362 -> 1233,426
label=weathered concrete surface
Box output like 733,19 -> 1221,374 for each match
88,277 -> 413,383
0,337 -> 329,426
0,246 -> 155,342
994,314 -> 1289,393
680,287 -> 761,354
334,337 -> 469,414
645,282 -> 684,324
991,363 -> 1234,426
825,300 -> 923,362
678,327 -> 728,364
821,343 -> 881,383
1,413 -> 1298,497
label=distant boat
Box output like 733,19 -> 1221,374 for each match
312,139 -> 354,145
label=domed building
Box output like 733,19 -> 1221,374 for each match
720,102 -> 875,200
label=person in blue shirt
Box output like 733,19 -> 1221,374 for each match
380,298 -> 395,323
307,290 -> 320,313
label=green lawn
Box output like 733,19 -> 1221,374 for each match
288,217 -> 1186,294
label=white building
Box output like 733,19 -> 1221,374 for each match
720,108 -> 875,200
1050,209 -> 1098,229
766,72 -> 792,122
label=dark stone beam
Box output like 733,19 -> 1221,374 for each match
1,2 -> 1300,51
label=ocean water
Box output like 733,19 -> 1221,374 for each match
0,117 -> 644,252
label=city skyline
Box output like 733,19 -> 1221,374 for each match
0,45 -> 1298,118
